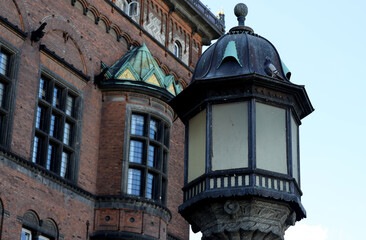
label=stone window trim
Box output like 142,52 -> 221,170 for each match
174,40 -> 182,60
123,103 -> 171,205
21,210 -> 58,240
114,0 -> 139,17
128,1 -> 139,17
0,39 -> 20,148
31,67 -> 83,182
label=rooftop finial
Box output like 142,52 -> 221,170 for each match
234,3 -> 248,26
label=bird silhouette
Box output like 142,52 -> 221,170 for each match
264,58 -> 283,80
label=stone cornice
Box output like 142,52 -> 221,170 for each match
0,14 -> 27,39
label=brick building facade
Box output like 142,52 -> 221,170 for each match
0,0 -> 224,239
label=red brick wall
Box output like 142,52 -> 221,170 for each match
0,158 -> 94,240
0,0 -> 209,239
97,98 -> 126,195
94,208 -> 167,240
1,0 -> 23,30
166,119 -> 188,239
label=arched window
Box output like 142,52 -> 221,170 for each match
21,210 -> 39,240
21,211 -> 58,240
174,41 -> 182,59
128,1 -> 139,17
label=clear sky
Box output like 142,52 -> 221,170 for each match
190,1 -> 366,239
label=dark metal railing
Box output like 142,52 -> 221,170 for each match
186,0 -> 225,31
183,169 -> 300,202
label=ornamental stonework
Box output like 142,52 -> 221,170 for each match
189,198 -> 296,240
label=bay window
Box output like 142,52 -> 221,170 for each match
126,113 -> 170,204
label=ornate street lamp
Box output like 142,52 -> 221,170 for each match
170,3 -> 314,240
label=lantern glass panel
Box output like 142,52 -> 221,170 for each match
256,102 -> 287,174
212,102 -> 248,171
188,109 -> 206,182
291,115 -> 299,183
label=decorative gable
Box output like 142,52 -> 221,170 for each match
167,82 -> 176,95
118,68 -> 136,80
146,74 -> 160,87
100,43 -> 181,96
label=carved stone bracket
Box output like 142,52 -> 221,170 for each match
187,198 -> 296,240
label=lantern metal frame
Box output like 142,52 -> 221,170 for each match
170,73 -> 313,221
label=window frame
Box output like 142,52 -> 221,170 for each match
128,1 -> 139,17
174,40 -> 182,60
123,105 -> 171,205
21,226 -> 55,240
0,39 -> 19,148
21,228 -> 32,240
32,69 -> 82,182
39,235 -> 51,240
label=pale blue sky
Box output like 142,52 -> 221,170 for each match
190,1 -> 366,239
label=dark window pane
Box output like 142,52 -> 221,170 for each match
164,125 -> 170,147
50,114 -> 55,136
36,106 -> 47,131
146,173 -> 156,199
149,119 -> 158,140
50,114 -> 61,138
61,151 -> 69,178
46,144 -> 56,171
63,122 -> 73,145
131,114 -> 144,136
162,178 -> 167,203
39,78 -> 48,100
53,86 -> 62,108
0,51 -> 9,76
163,151 -> 168,172
66,94 -> 75,116
36,106 -> 42,128
148,145 -> 158,168
0,82 -> 5,108
127,169 -> 141,196
129,140 -> 143,163
32,136 -> 40,163
0,115 -> 3,136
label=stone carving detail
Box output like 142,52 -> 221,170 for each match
224,200 -> 239,215
188,198 -> 296,240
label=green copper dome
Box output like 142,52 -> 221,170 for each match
100,43 -> 181,97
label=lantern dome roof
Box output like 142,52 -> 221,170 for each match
171,3 -> 313,122
192,5 -> 291,83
